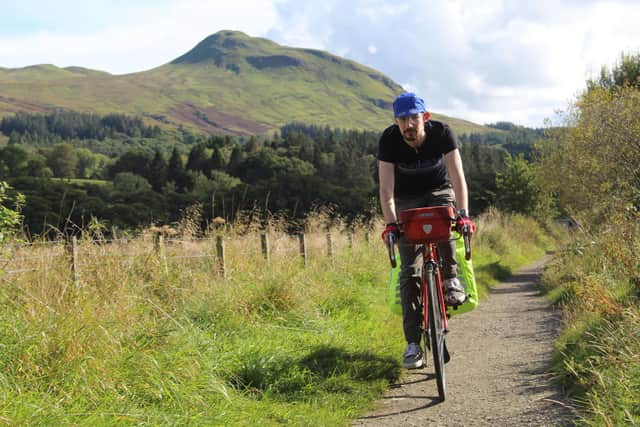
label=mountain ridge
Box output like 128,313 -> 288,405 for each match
0,30 -> 494,136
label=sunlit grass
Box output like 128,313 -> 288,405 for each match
541,220 -> 640,425
0,209 -> 552,425
471,207 -> 559,298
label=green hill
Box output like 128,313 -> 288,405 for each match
0,30 -> 493,136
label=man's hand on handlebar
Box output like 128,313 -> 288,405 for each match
455,210 -> 476,236
456,210 -> 476,260
382,222 -> 400,268
381,222 -> 400,246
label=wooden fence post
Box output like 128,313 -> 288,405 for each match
261,232 -> 270,261
154,233 -> 160,254
326,231 -> 334,259
298,233 -> 307,267
154,234 -> 168,276
71,236 -> 79,287
216,235 -> 226,278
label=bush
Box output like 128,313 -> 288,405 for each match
0,181 -> 24,243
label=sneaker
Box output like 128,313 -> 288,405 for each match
443,277 -> 466,306
402,342 -> 424,369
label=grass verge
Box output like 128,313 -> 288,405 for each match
0,209 -> 554,425
541,222 -> 640,425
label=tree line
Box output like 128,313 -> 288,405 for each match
1,111 -> 539,237
1,111 -> 161,143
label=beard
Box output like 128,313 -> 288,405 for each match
402,129 -> 418,141
402,128 -> 423,146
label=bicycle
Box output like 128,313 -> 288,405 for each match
386,206 -> 473,402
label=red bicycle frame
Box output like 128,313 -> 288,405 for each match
387,205 -> 470,401
422,241 -> 448,335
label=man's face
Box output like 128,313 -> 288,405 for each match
395,113 -> 426,146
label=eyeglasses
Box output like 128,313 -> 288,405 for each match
396,114 -> 422,124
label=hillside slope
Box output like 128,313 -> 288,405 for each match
0,30 -> 492,135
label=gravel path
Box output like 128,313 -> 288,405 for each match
355,256 -> 578,426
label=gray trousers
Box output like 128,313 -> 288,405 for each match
396,186 -> 457,344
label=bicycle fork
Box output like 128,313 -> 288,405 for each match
422,259 -> 449,352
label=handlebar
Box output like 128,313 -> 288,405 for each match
385,220 -> 473,268
456,209 -> 472,260
461,224 -> 472,260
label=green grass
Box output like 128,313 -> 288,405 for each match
0,210 -> 552,425
471,208 -> 558,298
540,222 -> 640,425
552,309 -> 640,426
0,235 -> 404,425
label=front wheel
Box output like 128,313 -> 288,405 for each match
426,265 -> 446,401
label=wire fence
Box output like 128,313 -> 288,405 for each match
1,229 -> 373,285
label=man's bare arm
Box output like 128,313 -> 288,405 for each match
378,160 -> 397,223
444,149 -> 469,214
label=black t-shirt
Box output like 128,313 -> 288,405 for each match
377,120 -> 457,197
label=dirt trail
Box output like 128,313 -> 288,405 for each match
355,256 -> 578,426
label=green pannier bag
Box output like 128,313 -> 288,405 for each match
447,233 -> 479,317
388,262 -> 403,315
387,235 -> 478,317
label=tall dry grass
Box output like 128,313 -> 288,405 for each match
0,211 -> 395,424
469,206 -> 560,297
541,220 -> 640,425
0,208 -> 556,424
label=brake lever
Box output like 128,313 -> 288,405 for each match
463,225 -> 472,260
387,233 -> 397,268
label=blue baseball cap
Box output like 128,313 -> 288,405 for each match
393,92 -> 426,118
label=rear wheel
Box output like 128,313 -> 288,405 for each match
426,264 -> 446,401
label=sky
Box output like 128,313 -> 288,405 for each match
2,0 -> 639,128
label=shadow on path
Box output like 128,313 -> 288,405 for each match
354,256 -> 578,426
357,395 -> 442,421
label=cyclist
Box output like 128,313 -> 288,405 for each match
378,92 -> 475,369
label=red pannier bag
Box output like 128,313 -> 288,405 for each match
399,206 -> 455,244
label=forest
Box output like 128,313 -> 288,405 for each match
0,112 -> 540,237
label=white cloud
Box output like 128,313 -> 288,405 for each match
0,0 -> 283,73
1,0 -> 640,127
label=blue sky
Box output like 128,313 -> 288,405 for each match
2,0 -> 639,127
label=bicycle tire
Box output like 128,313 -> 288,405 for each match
426,263 -> 446,401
